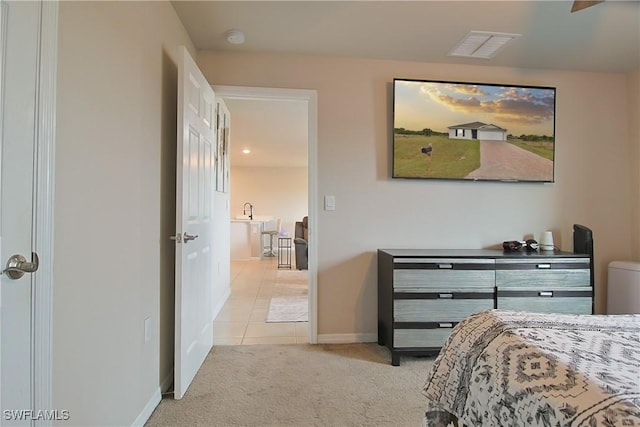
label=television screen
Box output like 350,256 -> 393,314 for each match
393,78 -> 556,182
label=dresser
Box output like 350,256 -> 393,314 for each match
378,249 -> 592,366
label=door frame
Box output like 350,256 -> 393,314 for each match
34,1 -> 57,415
212,85 -> 318,344
0,0 -> 57,416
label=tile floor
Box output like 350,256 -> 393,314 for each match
213,258 -> 309,345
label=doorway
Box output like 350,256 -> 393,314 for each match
213,85 -> 318,344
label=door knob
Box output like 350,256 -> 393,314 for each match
2,252 -> 40,280
183,232 -> 199,242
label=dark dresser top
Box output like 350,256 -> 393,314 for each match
378,249 -> 588,259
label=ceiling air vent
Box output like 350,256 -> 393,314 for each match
448,31 -> 521,59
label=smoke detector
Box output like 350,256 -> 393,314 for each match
226,29 -> 246,45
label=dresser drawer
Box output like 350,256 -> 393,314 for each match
496,258 -> 589,291
394,297 -> 494,322
394,328 -> 453,348
498,295 -> 592,314
393,258 -> 495,292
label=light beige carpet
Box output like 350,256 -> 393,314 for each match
266,269 -> 308,322
146,343 -> 434,427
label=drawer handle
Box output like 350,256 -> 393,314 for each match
438,293 -> 453,299
438,264 -> 453,269
438,322 -> 454,328
537,264 -> 551,269
539,291 -> 554,297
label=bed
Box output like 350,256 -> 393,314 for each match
422,310 -> 640,427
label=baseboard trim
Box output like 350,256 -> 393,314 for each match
317,333 -> 377,344
131,387 -> 161,427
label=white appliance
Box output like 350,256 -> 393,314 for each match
607,261 -> 640,314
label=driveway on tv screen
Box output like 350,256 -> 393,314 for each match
466,139 -> 553,181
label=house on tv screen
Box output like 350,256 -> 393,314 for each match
448,121 -> 507,141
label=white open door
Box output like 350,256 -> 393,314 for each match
0,2 -> 39,422
0,2 -> 58,425
174,46 -> 215,400
1,0 -> 56,423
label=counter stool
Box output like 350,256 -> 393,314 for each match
261,219 -> 281,257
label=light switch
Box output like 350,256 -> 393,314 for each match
324,195 -> 335,211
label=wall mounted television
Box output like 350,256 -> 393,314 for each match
393,78 -> 556,183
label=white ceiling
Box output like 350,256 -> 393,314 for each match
172,0 -> 640,167
223,98 -> 308,168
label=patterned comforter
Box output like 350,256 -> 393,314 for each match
423,310 -> 640,427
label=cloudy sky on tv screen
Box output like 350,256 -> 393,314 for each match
394,80 -> 555,138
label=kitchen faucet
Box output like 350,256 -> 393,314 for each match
243,202 -> 253,220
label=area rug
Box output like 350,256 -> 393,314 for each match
266,269 -> 308,322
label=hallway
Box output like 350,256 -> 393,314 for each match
213,258 -> 309,345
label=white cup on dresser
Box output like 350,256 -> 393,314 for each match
539,231 -> 554,251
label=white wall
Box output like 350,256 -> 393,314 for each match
212,190 -> 231,315
230,166 -> 308,237
199,52 -> 637,336
54,2 -> 194,425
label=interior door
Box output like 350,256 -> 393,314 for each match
174,46 -> 215,400
0,1 -> 41,423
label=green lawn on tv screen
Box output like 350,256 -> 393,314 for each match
393,135 -> 480,179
